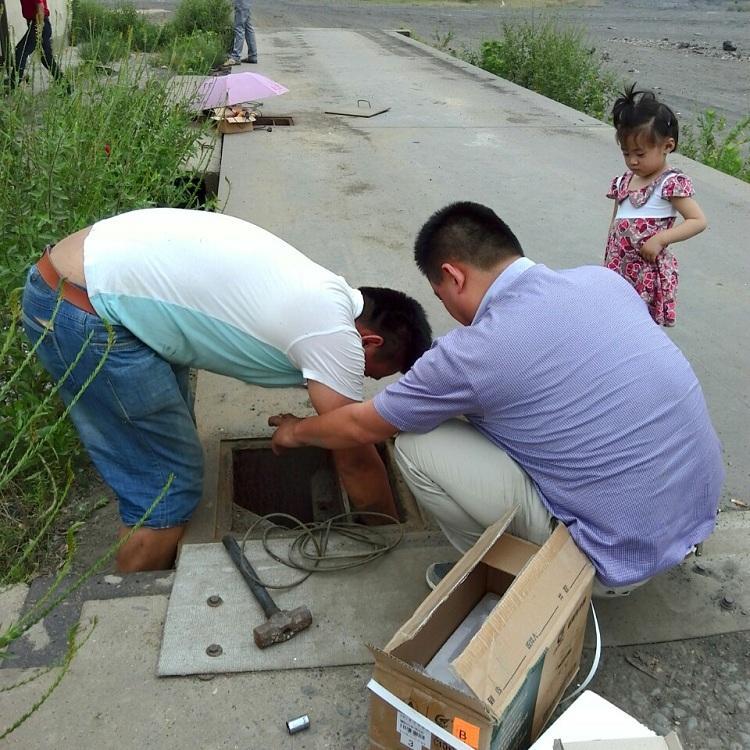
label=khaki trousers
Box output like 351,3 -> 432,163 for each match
394,419 -> 647,598
394,419 -> 554,551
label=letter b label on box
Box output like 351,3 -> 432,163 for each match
452,718 -> 480,749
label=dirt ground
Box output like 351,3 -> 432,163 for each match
253,0 -> 750,127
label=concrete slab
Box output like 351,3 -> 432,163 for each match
0,596 -> 373,749
4,571 -> 174,669
590,552 -> 750,647
0,585 -> 28,632
159,537 -> 456,676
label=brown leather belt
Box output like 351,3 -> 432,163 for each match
36,245 -> 97,316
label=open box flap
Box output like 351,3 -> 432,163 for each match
385,507 -> 519,654
452,524 -> 594,719
368,645 -> 491,721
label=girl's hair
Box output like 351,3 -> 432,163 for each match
612,83 -> 679,148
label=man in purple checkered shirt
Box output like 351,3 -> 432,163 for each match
270,202 -> 723,594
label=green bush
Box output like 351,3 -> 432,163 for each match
72,0 -> 168,52
0,63 -> 214,581
681,110 -> 750,183
158,30 -> 226,74
70,0 -> 109,43
109,2 -> 145,34
133,19 -> 173,52
476,20 -> 618,120
78,29 -> 131,63
72,0 -> 227,68
169,0 -> 233,49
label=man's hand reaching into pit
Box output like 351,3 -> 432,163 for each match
268,413 -> 304,455
268,384 -> 400,523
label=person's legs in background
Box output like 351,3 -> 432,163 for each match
226,0 -> 253,65
240,0 -> 257,63
39,17 -> 63,81
11,17 -> 64,87
11,20 -> 37,86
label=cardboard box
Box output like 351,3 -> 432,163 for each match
210,106 -> 256,134
368,508 -> 595,750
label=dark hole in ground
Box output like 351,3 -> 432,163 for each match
169,173 -> 218,209
232,446 -> 345,527
254,116 -> 294,128
229,442 -> 413,531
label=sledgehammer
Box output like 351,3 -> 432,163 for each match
221,535 -> 313,649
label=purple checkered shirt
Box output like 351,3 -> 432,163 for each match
374,259 -> 723,586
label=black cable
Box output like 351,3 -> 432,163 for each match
239,511 -> 404,590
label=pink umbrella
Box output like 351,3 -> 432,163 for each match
194,72 -> 289,110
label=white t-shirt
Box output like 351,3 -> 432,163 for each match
84,208 -> 365,401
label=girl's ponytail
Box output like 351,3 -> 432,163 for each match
612,83 -> 644,129
612,83 -> 679,148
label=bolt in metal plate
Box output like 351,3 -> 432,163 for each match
206,643 -> 223,657
206,595 -> 223,607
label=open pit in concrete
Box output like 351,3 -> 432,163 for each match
222,438 -> 425,536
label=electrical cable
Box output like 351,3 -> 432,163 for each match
537,603 -> 602,735
560,602 -> 602,703
239,511 -> 404,590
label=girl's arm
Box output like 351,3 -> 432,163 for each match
607,176 -> 620,231
639,197 -> 708,262
609,199 -> 618,230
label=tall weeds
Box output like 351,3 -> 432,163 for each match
71,0 -> 231,67
681,110 -> 750,183
475,19 -> 617,120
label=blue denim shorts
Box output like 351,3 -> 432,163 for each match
21,266 -> 204,528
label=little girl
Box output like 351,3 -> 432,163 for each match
605,85 -> 707,326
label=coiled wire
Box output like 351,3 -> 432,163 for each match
239,511 -> 404,590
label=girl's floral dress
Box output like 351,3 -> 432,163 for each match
605,169 -> 694,327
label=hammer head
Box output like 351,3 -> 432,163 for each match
253,606 -> 313,649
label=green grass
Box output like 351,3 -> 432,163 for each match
472,19 -> 618,120
72,0 -> 230,69
0,60 -> 214,583
158,30 -> 227,74
170,0 -> 233,49
78,29 -> 132,64
681,110 -> 750,183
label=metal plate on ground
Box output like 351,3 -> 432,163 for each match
158,538 -> 454,676
588,552 -> 750,647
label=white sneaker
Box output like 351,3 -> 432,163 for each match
223,57 -> 240,66
425,562 -> 455,590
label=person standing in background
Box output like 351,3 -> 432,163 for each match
224,0 -> 258,66
11,0 -> 65,87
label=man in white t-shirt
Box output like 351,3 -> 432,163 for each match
21,209 -> 432,572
